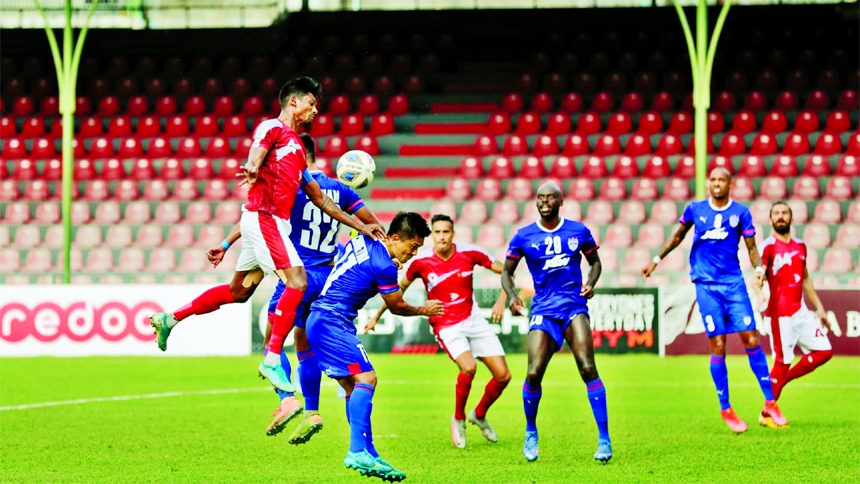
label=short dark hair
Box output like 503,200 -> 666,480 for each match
431,214 -> 454,229
299,133 -> 316,161
770,200 -> 793,218
279,77 -> 321,108
388,212 -> 431,239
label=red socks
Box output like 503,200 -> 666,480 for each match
771,350 -> 833,400
174,284 -> 235,322
267,286 -> 304,355
475,378 -> 509,419
454,373 -> 473,420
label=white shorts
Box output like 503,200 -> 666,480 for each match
435,310 -> 505,360
235,210 -> 302,273
766,307 -> 832,365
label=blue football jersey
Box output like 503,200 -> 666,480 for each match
311,235 -> 400,321
506,218 -> 598,318
680,199 -> 755,284
289,171 -> 364,267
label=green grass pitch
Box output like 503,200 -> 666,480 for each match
2,354 -> 858,483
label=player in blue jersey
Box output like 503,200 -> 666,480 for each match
207,134 -> 385,442
501,182 -> 611,463
642,167 -> 787,432
306,212 -> 444,482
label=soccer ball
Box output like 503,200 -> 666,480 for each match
336,150 -> 376,189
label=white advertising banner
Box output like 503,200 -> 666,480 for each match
0,285 -> 251,357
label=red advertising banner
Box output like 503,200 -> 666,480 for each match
661,287 -> 859,356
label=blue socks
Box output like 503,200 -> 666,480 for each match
522,382 -> 542,433
586,378 -> 610,442
297,350 -> 321,411
265,348 -> 294,400
348,383 -> 375,454
710,354 -> 730,410
746,345 -> 775,401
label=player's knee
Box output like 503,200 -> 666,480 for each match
230,285 -> 253,303
354,371 -> 377,387
819,349 -> 834,363
495,368 -> 512,385
709,339 -> 726,355
578,363 -> 598,382
525,366 -> 545,385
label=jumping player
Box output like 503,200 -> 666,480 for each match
149,77 -> 385,392
366,214 -> 512,449
207,133 -> 384,441
305,212 -> 443,481
501,182 -> 612,463
755,201 -> 832,426
642,167 -> 787,432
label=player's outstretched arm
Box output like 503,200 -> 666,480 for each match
379,289 -> 444,318
642,222 -> 692,277
365,279 -> 414,332
744,236 -> 766,286
802,267 -> 830,329
207,222 -> 242,268
581,249 -> 602,299
501,258 -> 525,316
303,179 -> 386,241
353,206 -> 383,226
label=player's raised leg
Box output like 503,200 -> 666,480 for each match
260,292 -> 304,436
469,354 -> 511,444
288,327 -> 324,445
566,314 -> 612,462
522,327 -> 555,462
149,269 -> 258,351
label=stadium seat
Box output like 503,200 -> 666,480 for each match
520,156 -> 547,179
202,179 -> 229,200
603,224 -> 633,248
30,138 -> 57,159
771,155 -> 799,177
473,135 -> 497,156
196,225 -> 225,248
502,134 -> 528,156
532,135 -> 559,156
183,201 -> 211,224
13,225 -> 41,248
369,114 -> 394,136
708,155 -> 733,174
749,199 -> 772,225
542,156 -> 573,179
117,138 -> 144,158
821,248 -> 852,272
214,201 -> 241,224
641,156 -> 669,179
824,176 -> 853,200
668,112 -> 693,135
655,134 -> 683,157
578,156 -> 607,179
0,117 -> 15,138
242,96 -> 264,117
354,136 -> 380,156
620,92 -> 644,113
127,96 -> 149,117
607,113 -> 632,136
712,91 -> 736,113
445,178 -> 471,201
358,95 -> 380,116
2,138 -> 25,160
838,89 -> 859,111
757,177 -> 785,200
505,178 -> 533,201
663,178 -> 691,200
387,94 -> 410,116
813,133 -> 842,155
516,112 -> 542,135
474,179 -> 502,200
114,180 -> 139,201
531,93 -> 554,114
567,179 -> 595,201
175,138 -> 202,158
177,248 -> 208,272
802,155 -> 831,177
824,110 -> 850,134
193,115 -> 218,137
489,200 -> 520,224
635,223 -> 666,249
25,180 -> 50,201
631,178 -> 658,201
78,117 -> 103,139
328,95 -> 351,115
584,200 -> 614,224
716,134 -> 744,156
782,133 -> 810,156
202,137 -> 230,158
611,155 -> 639,179
84,248 -> 114,273
730,110 -> 757,134
793,111 -> 819,134
172,179 -> 199,200
835,155 -> 859,177
849,134 -> 860,157
97,96 -> 120,117
575,112 -> 602,135
40,96 -> 59,117
812,199 -> 842,224
834,225 -> 860,249
152,200 -> 181,224
124,201 -> 151,224
458,157 -> 484,178
593,135 -> 620,156
624,134 -> 652,157
212,96 -> 234,116
459,200 -> 488,224
187,158 -> 214,180
744,92 -> 767,112
20,118 -> 45,138
561,134 -> 589,157
146,248 -> 176,273
129,158 -> 155,180
234,138 -> 251,159
616,200 -> 646,224
341,114 -> 365,136
429,200 -> 457,220
23,249 -> 53,274
647,200 -> 677,225
738,156 -> 767,178
805,90 -> 830,112
651,92 -> 674,113
792,176 -> 821,200
13,159 -> 37,180
3,200 -> 29,222
636,112 -> 663,135
802,223 -> 830,249
561,93 -> 584,113
116,248 -> 145,273
136,115 -> 161,138
71,201 -> 91,224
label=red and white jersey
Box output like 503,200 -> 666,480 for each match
406,244 -> 495,330
760,235 -> 807,318
244,119 -> 307,219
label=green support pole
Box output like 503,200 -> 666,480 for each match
35,0 -> 99,283
673,0 -> 731,199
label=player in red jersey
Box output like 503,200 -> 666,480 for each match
367,214 -> 511,449
755,201 -> 832,427
149,77 -> 385,392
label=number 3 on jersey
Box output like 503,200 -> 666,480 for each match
299,202 -> 338,253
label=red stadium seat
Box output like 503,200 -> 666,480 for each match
635,223 -> 666,249
713,91 -> 736,113
340,114 -> 365,136
20,118 -> 45,138
165,225 -> 195,249
30,138 -> 57,159
135,115 -> 161,138
72,159 -> 97,181
184,200 -> 212,224
130,158 -> 156,180
516,112 -> 541,135
540,113 -> 569,136
193,115 -> 218,137
848,201 -> 860,224
591,92 -> 614,113
84,180 -> 111,201
502,134 -> 528,156
728,177 -> 754,201
771,155 -> 799,177
476,223 -> 507,248
651,92 -> 674,113
97,96 -> 120,117
599,178 -> 626,201
3,201 -> 29,222
75,226 -> 103,249
505,178 -> 534,201
164,116 -> 190,138
175,138 -> 202,158
792,176 -> 821,200
445,178 -> 471,200
612,155 -> 640,179
124,201 -> 151,224
114,180 -> 139,201
584,200 -> 614,224
617,200 -> 646,224
2,138 -> 26,159
834,225 -> 860,249
531,93 -> 554,114
824,110 -> 851,134
474,179 -> 502,201
761,111 -> 788,134
159,158 -> 185,179
630,178 -> 658,201
801,155 -> 831,177
173,179 -> 199,201
549,156 -> 576,178
502,93 -> 524,113
218,158 -> 241,180
429,200 -> 457,220
805,90 -> 830,112
642,156 -> 670,178
143,180 -> 170,201
202,180 -> 229,200
484,112 -> 511,136
213,96 -> 234,116
663,178 -> 691,200
93,201 -> 121,224
812,199 -> 842,224
358,95 -> 380,116
849,134 -> 860,157
560,134 -> 588,157
242,96 -> 264,117
821,248 -> 853,272
649,200 -> 678,224
824,176 -> 853,200
636,112 -> 663,136
32,199 -> 58,221
204,136 -> 232,158
668,112 -> 693,134
116,248 -> 145,273
744,91 -> 767,112
603,224 -> 633,248
813,133 -> 842,156
310,113 -> 335,137
580,156 -> 609,179
793,111 -> 820,134
835,155 -> 859,177
12,96 -> 34,116
387,94 -> 410,116
78,117 -> 103,139
459,200 -> 488,224
13,159 -> 37,180
759,177 -> 787,199
369,114 -> 395,136
22,249 -> 53,274
196,225 -> 226,248
607,112 -> 633,136
519,156 -> 547,179
181,96 -> 204,116
802,223 -> 831,249
838,89 -> 859,111
40,96 -> 59,117
621,92 -> 644,113
354,136 -> 380,156
738,156 -> 767,178
747,133 -> 777,156
707,112 -> 726,134
532,135 -> 559,156
655,134 -> 683,157
153,200 -> 181,224
730,110 -> 757,134
459,157 -> 485,178
782,133 -> 810,156
593,135 -> 620,156
774,90 -> 798,112
561,93 -> 584,113
624,134 -> 652,157
575,112 -> 602,135
328,95 -> 351,115
473,135 -> 497,157
0,117 -> 15,138
118,138 -> 144,158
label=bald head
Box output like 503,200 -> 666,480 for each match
708,167 -> 732,180
708,166 -> 731,201
535,181 -> 563,221
536,181 -> 562,197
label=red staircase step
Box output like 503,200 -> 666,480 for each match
372,210 -> 432,222
398,144 -> 474,156
385,166 -> 459,178
414,122 -> 486,134
430,103 -> 499,113
371,187 -> 444,200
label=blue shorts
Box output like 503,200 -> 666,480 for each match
695,282 -> 756,337
529,305 -> 589,351
267,265 -> 334,329
305,309 -> 374,380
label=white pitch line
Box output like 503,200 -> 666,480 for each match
3,380 -> 857,412
0,387 -> 271,412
